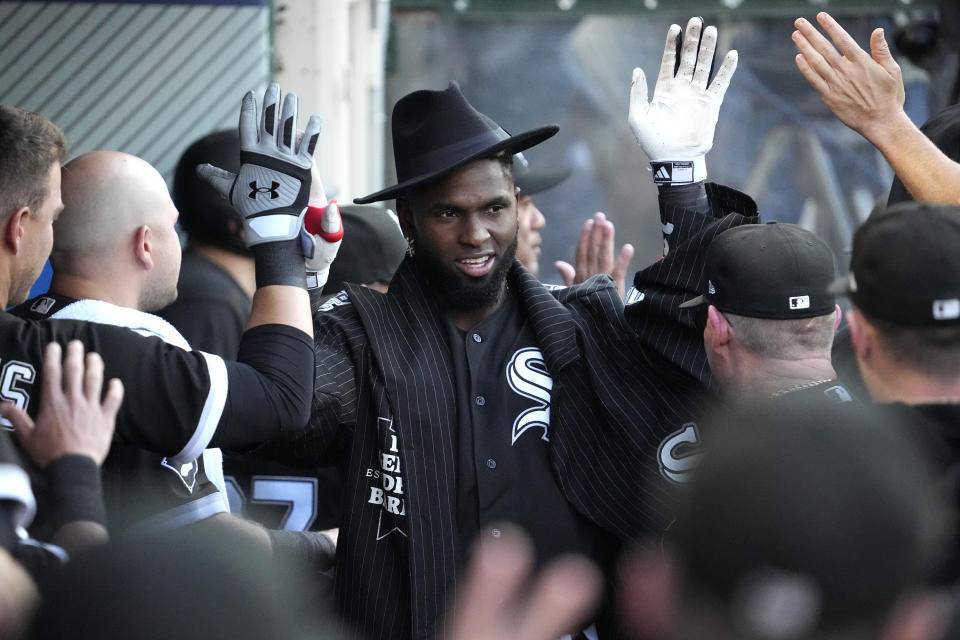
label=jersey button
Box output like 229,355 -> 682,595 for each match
475,395 -> 486,406
486,458 -> 497,469
472,333 -> 482,343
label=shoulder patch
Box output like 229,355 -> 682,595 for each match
30,296 -> 57,315
316,290 -> 352,313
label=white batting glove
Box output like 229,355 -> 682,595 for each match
628,17 -> 738,185
198,83 -> 322,247
300,160 -> 342,291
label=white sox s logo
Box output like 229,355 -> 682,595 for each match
0,360 -> 35,431
658,423 -> 702,483
506,348 -> 552,445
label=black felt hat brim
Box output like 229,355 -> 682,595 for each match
353,124 -> 559,204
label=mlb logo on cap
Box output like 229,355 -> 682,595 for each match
933,299 -> 960,321
789,296 -> 810,310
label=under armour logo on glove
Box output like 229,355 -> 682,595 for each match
196,83 -> 322,247
248,180 -> 280,200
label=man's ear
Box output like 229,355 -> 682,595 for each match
834,304 -> 843,332
705,305 -> 731,350
847,309 -> 870,361
4,207 -> 29,254
395,196 -> 413,240
133,225 -> 154,270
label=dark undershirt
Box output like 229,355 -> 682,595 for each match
446,292 -> 600,566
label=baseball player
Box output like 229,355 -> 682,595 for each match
12,150 -> 232,535
256,18 -> 756,639
0,85 -> 332,547
677,222 -> 853,404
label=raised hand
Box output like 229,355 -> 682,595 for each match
446,525 -> 602,640
0,341 -> 123,468
792,12 -> 905,142
628,17 -> 738,185
554,212 -> 634,298
198,83 -> 323,247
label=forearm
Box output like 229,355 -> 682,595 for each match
247,286 -> 313,336
45,455 -> 109,554
657,182 -> 709,218
51,521 -> 108,554
868,111 -> 960,205
191,511 -> 272,552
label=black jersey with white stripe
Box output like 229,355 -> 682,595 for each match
0,304 -> 313,540
14,293 -> 232,534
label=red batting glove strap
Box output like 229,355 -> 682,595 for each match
305,201 -> 344,243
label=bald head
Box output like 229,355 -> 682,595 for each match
54,151 -> 175,254
49,151 -> 182,312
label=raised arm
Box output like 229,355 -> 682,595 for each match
793,11 -> 960,205
197,83 -> 319,335
624,18 -> 759,381
45,86 -> 331,460
628,17 -> 737,195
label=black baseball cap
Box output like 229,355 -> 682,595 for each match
830,201 -> 960,327
680,222 -> 836,319
174,129 -> 249,256
513,153 -> 571,197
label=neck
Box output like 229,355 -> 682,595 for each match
50,272 -> 140,310
862,359 -> 960,404
732,354 -> 837,399
0,272 -> 12,309
192,243 -> 256,299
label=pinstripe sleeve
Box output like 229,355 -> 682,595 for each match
628,183 -> 760,382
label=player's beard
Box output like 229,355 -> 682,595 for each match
413,234 -> 517,313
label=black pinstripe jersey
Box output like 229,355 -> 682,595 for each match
260,183 -> 759,640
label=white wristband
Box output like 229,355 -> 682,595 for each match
306,268 -> 331,291
650,157 -> 707,185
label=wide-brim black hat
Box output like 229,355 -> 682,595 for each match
354,82 -> 558,204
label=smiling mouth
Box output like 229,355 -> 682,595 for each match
456,255 -> 494,277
